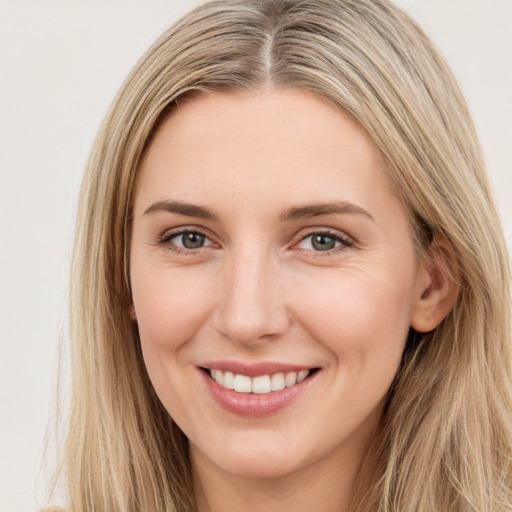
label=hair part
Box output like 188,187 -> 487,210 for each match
58,1 -> 512,511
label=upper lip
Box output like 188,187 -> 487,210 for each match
200,361 -> 317,377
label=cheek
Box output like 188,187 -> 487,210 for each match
131,265 -> 215,350
291,265 -> 414,370
131,266 -> 217,416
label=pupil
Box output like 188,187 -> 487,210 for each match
182,232 -> 204,249
312,234 -> 335,251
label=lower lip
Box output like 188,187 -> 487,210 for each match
200,370 -> 315,417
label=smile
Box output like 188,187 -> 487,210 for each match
208,369 -> 311,394
199,362 -> 320,416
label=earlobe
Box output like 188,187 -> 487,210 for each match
410,236 -> 460,333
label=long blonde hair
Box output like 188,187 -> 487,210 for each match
58,0 -> 512,510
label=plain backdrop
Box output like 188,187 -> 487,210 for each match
0,1 -> 511,511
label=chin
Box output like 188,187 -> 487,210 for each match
220,455 -> 303,480
193,437 -> 309,480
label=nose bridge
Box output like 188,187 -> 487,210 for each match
214,242 -> 289,345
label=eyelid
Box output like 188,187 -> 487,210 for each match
156,225 -> 354,254
293,228 -> 354,252
158,226 -> 217,250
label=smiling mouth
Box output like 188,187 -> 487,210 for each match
203,368 -> 319,395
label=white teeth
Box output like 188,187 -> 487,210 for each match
211,369 -> 222,384
252,375 -> 272,394
271,373 -> 285,391
234,374 -> 252,393
209,369 -> 311,394
297,370 -> 309,383
285,372 -> 297,387
223,371 -> 235,390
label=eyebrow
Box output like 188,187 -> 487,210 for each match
143,199 -> 374,223
279,201 -> 375,222
144,200 -> 219,221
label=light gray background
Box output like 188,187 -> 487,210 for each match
1,1 -> 511,511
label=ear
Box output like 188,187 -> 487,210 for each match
128,304 -> 137,321
410,235 -> 460,333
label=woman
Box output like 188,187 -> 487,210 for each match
53,0 -> 512,510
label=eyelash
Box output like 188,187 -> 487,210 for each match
296,230 -> 354,253
157,228 -> 354,255
158,228 -> 213,254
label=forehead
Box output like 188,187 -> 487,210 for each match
143,88 -> 381,166
135,88 -> 399,221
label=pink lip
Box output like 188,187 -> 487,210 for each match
198,363 -> 318,418
200,360 -> 313,377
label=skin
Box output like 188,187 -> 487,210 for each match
129,88 -> 454,512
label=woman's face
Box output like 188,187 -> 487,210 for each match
130,89 -> 428,481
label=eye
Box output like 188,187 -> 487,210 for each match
296,231 -> 352,252
160,229 -> 214,250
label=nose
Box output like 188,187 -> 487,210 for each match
213,248 -> 290,346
